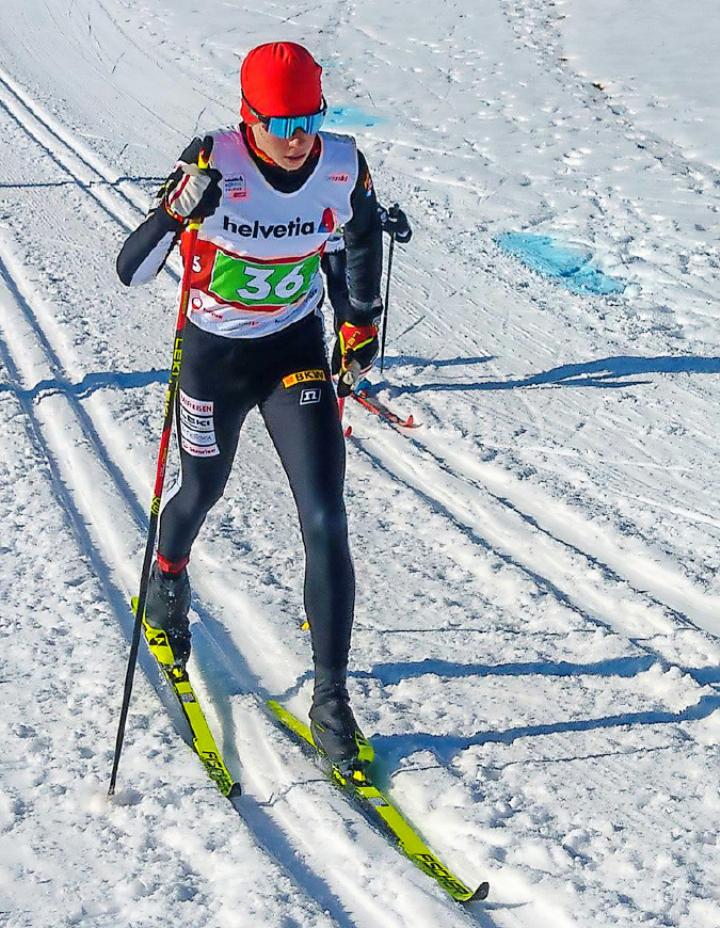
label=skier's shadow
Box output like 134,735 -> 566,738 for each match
368,689 -> 720,773
0,368 -> 167,402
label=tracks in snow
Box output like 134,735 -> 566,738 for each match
346,406 -> 720,692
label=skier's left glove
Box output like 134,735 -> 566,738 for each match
332,321 -> 380,397
379,203 -> 412,243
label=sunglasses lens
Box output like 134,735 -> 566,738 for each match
304,111 -> 325,134
266,110 -> 326,138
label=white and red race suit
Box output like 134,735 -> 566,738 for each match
177,128 -> 358,338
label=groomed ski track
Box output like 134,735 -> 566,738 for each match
1,2 -> 719,926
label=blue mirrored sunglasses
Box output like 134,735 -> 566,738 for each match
243,95 -> 327,139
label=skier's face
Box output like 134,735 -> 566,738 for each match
251,123 -> 316,171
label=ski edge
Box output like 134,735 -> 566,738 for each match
266,699 -> 488,904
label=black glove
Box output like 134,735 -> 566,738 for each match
332,321 -> 380,397
379,203 -> 412,243
160,135 -> 222,224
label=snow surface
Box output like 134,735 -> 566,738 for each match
0,1 -> 719,926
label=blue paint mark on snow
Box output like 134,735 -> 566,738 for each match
496,232 -> 625,296
326,105 -> 383,129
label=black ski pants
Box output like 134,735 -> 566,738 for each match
158,312 -> 354,675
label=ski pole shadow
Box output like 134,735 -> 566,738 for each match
0,175 -> 164,191
384,354 -> 720,396
364,653 -> 658,686
364,653 -> 720,691
376,353 -> 496,373
370,692 -> 720,771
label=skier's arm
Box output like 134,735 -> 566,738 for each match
320,246 -> 350,325
340,150 -> 383,326
116,207 -> 184,287
116,137 -> 220,287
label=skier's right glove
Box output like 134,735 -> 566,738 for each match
160,135 -> 222,224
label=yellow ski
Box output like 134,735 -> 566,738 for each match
132,597 -> 240,799
266,699 -> 489,903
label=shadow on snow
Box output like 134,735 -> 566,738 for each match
371,692 -> 720,769
377,354 -> 720,395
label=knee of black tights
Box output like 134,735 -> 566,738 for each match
300,503 -> 349,550
173,471 -> 227,518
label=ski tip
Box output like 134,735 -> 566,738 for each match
469,881 -> 490,902
344,425 -> 353,438
227,782 -> 243,801
405,415 -> 415,427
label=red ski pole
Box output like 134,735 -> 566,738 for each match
109,146 -> 211,796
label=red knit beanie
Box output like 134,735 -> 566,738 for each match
240,42 -> 323,122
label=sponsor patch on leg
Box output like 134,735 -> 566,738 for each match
299,387 -> 322,406
179,390 -> 220,456
282,369 -> 328,389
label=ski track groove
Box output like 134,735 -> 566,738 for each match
0,63 -> 156,240
347,417 -> 720,700
0,63 -> 493,928
396,423 -> 719,643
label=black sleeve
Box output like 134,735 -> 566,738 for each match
320,249 -> 350,331
340,149 -> 383,325
116,138 -> 203,287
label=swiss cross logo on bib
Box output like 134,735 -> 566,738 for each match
319,207 -> 337,234
224,175 -> 247,200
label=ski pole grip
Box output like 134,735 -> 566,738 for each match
188,138 -> 213,231
197,134 -> 213,171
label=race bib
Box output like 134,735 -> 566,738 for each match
209,252 -> 321,307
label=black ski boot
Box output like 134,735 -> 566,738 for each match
309,672 -> 374,774
143,563 -> 192,667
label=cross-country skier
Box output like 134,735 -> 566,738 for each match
117,41 -> 386,772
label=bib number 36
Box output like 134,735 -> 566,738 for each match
237,264 -> 305,301
209,252 -> 320,307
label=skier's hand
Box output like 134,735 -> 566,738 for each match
332,321 -> 379,397
379,203 -> 412,243
161,136 -> 222,224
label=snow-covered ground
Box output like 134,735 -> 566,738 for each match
0,2 -> 718,926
